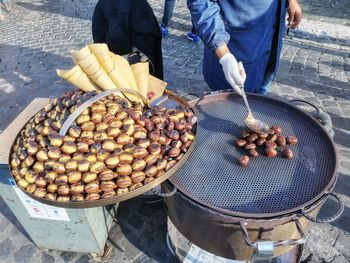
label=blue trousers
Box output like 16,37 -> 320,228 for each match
161,0 -> 196,34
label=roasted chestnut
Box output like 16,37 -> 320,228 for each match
131,171 -> 146,183
117,133 -> 131,145
132,159 -> 147,172
282,148 -> 294,159
100,180 -> 116,192
70,182 -> 85,195
71,194 -> 85,202
144,165 -> 158,177
276,136 -> 286,147
77,159 -> 90,172
265,141 -> 277,149
68,171 -> 82,184
55,174 -> 68,185
255,138 -> 266,146
95,122 -> 109,132
90,161 -> 106,174
81,121 -> 95,131
47,184 -> 58,193
129,183 -> 143,191
249,149 -> 259,158
48,147 -> 61,160
286,136 -> 298,145
85,193 -> 101,201
247,134 -> 259,143
61,141 -> 77,154
57,196 -> 70,202
27,141 -> 39,156
265,147 -> 278,158
57,185 -> 70,196
116,188 -> 129,195
117,176 -> 132,188
48,134 -> 63,147
155,170 -> 165,178
244,143 -> 256,150
118,152 -> 133,164
68,126 -> 82,138
137,138 -> 150,148
148,143 -> 161,155
165,160 -> 177,171
133,147 -> 148,159
236,139 -> 247,147
238,155 -> 249,167
116,163 -> 133,176
240,130 -> 250,138
144,177 -> 155,184
99,169 -> 116,181
36,149 -> 48,162
271,125 -> 282,134
268,134 -> 277,142
85,181 -> 100,194
34,188 -> 47,198
144,154 -> 159,165
105,154 -> 120,169
102,190 -> 116,199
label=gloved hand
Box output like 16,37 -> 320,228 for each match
219,53 -> 246,96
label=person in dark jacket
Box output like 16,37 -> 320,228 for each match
188,0 -> 301,95
92,0 -> 163,80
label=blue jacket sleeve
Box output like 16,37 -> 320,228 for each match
187,0 -> 230,51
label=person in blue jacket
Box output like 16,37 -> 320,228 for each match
187,0 -> 301,95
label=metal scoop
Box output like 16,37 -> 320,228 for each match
240,86 -> 272,134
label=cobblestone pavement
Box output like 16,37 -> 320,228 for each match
0,0 -> 349,262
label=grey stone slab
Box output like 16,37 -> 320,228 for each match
13,244 -> 37,263
0,238 -> 15,260
41,253 -> 56,263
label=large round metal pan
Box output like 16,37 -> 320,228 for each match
8,90 -> 196,208
169,91 -> 338,218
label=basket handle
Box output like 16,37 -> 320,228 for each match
240,217 -> 306,256
59,88 -> 148,136
301,192 -> 344,223
151,185 -> 177,197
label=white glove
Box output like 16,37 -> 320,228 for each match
219,53 -> 246,96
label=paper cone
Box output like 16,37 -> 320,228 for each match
71,47 -> 119,91
113,54 -> 138,90
131,62 -> 149,98
147,75 -> 167,101
71,46 -> 91,61
56,65 -> 99,92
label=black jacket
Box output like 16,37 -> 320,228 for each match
92,0 -> 163,79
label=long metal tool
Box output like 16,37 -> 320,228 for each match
241,86 -> 271,134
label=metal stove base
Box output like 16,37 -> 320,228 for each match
166,218 -> 302,263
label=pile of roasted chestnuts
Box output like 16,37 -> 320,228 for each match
10,90 -> 196,202
236,125 -> 297,167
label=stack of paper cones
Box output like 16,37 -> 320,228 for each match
88,44 -> 142,103
56,43 -> 168,105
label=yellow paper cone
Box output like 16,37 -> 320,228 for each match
147,75 -> 167,101
56,66 -> 99,92
71,47 -> 119,91
71,46 -> 91,61
113,54 -> 138,90
131,62 -> 149,98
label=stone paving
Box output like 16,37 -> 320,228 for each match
0,0 -> 349,262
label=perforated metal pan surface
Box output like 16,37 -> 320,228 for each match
169,92 -> 338,218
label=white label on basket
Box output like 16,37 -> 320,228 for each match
8,178 -> 70,221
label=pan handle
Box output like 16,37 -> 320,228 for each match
240,218 -> 307,250
151,185 -> 177,198
289,99 -> 334,137
301,192 -> 344,223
